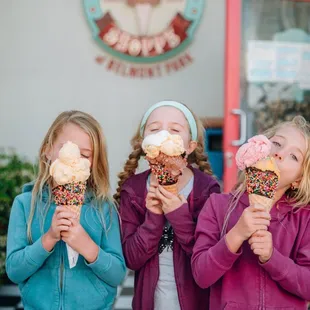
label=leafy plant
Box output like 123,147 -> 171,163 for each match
0,151 -> 36,278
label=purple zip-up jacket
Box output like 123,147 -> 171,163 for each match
192,192 -> 310,310
119,168 -> 220,310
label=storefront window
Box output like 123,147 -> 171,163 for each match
241,0 -> 310,135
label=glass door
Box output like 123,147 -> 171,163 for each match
223,0 -> 310,192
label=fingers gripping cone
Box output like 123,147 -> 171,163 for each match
162,183 -> 178,195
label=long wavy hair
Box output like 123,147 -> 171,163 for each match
28,110 -> 113,242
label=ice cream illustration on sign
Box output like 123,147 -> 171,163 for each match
236,135 -> 280,212
142,130 -> 187,194
50,141 -> 91,268
127,0 -> 160,35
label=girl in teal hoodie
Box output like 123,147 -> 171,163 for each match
6,110 -> 126,310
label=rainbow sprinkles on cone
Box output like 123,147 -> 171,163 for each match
142,130 -> 187,194
236,135 -> 280,212
49,141 -> 91,268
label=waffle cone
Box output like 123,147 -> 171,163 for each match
162,183 -> 178,195
65,204 -> 82,220
249,194 -> 274,212
245,165 -> 279,204
52,181 -> 86,221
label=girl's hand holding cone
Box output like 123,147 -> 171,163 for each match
146,182 -> 163,215
50,207 -> 74,240
42,206 -> 73,252
225,204 -> 271,254
154,185 -> 187,214
226,205 -> 270,253
60,216 -> 99,264
248,230 -> 273,263
234,204 -> 271,240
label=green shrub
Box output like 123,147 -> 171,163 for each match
0,152 -> 36,277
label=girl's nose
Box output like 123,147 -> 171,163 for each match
274,153 -> 283,161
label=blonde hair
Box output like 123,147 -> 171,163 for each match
221,115 -> 310,236
114,104 -> 213,203
28,110 -> 112,242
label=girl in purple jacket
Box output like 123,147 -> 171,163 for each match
114,101 -> 220,310
192,116 -> 310,310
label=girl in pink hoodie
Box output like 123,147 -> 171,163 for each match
192,116 -> 310,310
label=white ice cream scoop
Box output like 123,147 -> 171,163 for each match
142,130 -> 170,149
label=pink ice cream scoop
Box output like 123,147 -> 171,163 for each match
236,135 -> 272,171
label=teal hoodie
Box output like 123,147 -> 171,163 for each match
6,183 -> 126,310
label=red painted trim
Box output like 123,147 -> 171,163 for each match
223,0 -> 242,192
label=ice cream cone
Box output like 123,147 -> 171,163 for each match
143,131 -> 187,196
52,182 -> 86,220
135,3 -> 152,35
66,204 -> 82,220
249,194 -> 274,212
162,183 -> 178,195
235,135 -> 280,213
52,182 -> 86,210
245,163 -> 279,212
